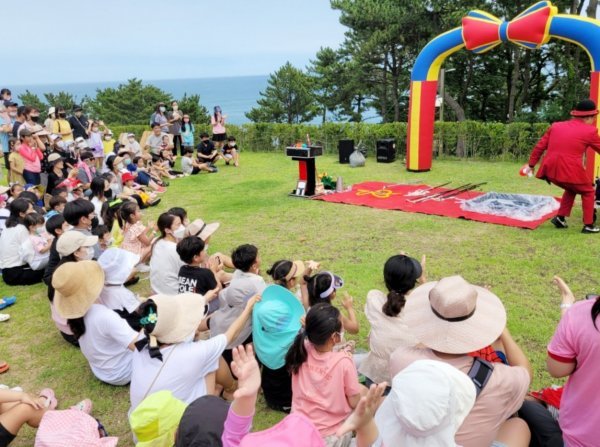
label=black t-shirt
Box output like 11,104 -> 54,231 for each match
12,121 -> 22,138
178,265 -> 217,295
46,171 -> 66,195
68,115 -> 89,139
196,140 -> 215,156
223,143 -> 237,153
43,238 -> 61,288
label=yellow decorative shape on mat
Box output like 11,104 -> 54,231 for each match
355,188 -> 402,199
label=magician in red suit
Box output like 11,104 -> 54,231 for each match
526,99 -> 600,234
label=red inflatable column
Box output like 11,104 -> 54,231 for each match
406,80 -> 439,172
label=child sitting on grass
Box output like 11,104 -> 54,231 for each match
121,172 -> 160,208
118,201 -> 155,265
181,147 -> 216,175
176,236 -> 221,313
44,195 -> 67,220
130,156 -> 166,192
285,303 -> 367,444
222,135 -> 240,167
304,271 -> 359,334
21,212 -> 52,271
92,224 -> 112,255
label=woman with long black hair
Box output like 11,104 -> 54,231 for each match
0,198 -> 44,285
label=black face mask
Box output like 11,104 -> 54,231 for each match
59,113 -> 67,118
30,116 -> 40,123
91,217 -> 99,229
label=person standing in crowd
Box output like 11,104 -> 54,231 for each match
526,99 -> 600,234
0,103 -> 13,181
180,115 -> 194,150
8,138 -> 25,186
18,129 -> 44,185
12,106 -> 26,138
211,106 -> 227,151
1,88 -> 12,103
68,106 -> 89,140
52,107 -> 73,142
150,103 -> 169,134
168,101 -> 183,156
87,120 -> 107,169
44,107 -> 56,133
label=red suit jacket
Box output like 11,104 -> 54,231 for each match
529,119 -> 600,184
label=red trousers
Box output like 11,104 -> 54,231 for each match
552,180 -> 596,225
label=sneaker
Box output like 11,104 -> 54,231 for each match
225,160 -> 230,165
582,225 -> 600,234
209,167 -> 218,173
0,314 -> 9,322
551,216 -> 568,228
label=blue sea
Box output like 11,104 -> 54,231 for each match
9,75 -> 271,125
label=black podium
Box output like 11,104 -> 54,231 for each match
286,146 -> 323,198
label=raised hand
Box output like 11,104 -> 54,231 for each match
335,382 -> 387,438
231,344 -> 261,399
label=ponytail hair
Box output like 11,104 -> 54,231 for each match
68,317 -> 86,340
305,273 -> 337,307
267,260 -> 293,286
382,254 -> 422,317
592,297 -> 600,330
286,303 -> 341,375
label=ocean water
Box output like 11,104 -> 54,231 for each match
9,75 -> 270,125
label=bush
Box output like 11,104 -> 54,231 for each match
108,121 -> 550,161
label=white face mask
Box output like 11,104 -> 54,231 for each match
159,107 -> 166,113
104,135 -> 112,141
105,237 -> 114,247
35,227 -> 44,236
172,105 -> 178,111
116,163 -> 124,170
128,138 -> 135,143
173,226 -> 186,240
77,246 -> 95,261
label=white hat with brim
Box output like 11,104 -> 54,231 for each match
98,248 -> 140,285
47,153 -> 63,164
0,185 -> 9,195
53,261 -> 105,319
185,218 -> 220,241
374,359 -> 476,447
150,293 -> 207,344
57,231 -> 98,257
403,275 -> 506,354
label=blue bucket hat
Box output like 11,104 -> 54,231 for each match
252,285 -> 305,370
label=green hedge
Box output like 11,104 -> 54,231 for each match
109,121 -> 550,161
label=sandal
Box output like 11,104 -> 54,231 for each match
39,388 -> 58,410
0,314 -> 9,322
0,296 -> 16,311
71,398 -> 93,414
0,362 -> 9,374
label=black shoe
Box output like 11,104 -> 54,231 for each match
124,276 -> 140,287
582,225 -> 600,234
551,216 -> 568,228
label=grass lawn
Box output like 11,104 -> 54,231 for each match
1,152 -> 596,445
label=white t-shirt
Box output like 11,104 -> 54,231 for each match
129,334 -> 227,412
149,239 -> 184,295
0,224 -> 29,269
91,197 -> 105,225
79,304 -> 138,386
98,285 -> 141,314
19,235 -> 50,271
181,156 -> 194,174
0,208 -> 9,236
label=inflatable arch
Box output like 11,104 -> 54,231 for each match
407,1 -> 600,182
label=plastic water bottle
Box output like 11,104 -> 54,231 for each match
336,176 -> 344,192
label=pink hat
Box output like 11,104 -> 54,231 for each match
35,409 -> 118,446
240,413 -> 324,447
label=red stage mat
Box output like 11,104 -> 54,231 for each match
315,182 -> 558,229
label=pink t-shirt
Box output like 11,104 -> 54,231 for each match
548,300 -> 600,447
390,345 -> 529,447
211,115 -> 226,135
18,143 -> 43,173
291,342 -> 363,437
120,222 -> 146,256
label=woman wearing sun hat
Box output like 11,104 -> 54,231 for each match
129,291 -> 260,413
253,284 -> 305,412
389,275 -> 532,447
526,99 -> 600,233
52,261 -> 139,386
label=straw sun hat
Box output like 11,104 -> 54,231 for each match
184,218 -> 220,241
144,293 -> 207,345
52,261 -> 105,319
403,275 -> 506,354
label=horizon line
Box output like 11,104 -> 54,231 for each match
8,74 -> 271,89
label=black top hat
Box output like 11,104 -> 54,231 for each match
570,99 -> 599,117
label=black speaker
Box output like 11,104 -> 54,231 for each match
376,138 -> 396,163
338,139 -> 354,164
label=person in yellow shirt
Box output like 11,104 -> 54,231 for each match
52,107 -> 73,141
8,138 -> 25,185
102,129 -> 116,155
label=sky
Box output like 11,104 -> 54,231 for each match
5,0 -> 347,86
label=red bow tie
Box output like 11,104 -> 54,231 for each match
462,1 -> 557,54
